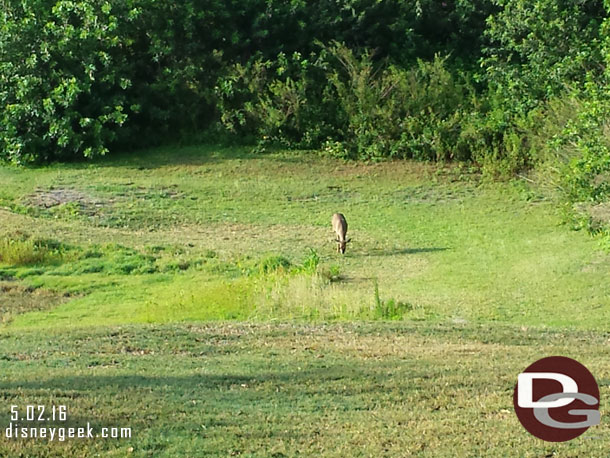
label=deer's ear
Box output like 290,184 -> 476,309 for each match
346,238 -> 352,243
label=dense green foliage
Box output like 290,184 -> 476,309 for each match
217,45 -> 472,161
0,0 -> 234,162
1,0 -> 610,234
0,0 -> 131,162
0,0 -> 494,164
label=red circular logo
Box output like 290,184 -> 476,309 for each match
513,356 -> 600,442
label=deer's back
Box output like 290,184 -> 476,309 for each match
332,213 -> 348,234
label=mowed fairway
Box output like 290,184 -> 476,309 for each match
1,323 -> 609,457
0,146 -> 609,455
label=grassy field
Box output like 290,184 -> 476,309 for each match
0,146 -> 609,455
0,323 -> 609,457
0,323 -> 610,457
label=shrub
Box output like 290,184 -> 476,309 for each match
324,43 -> 470,161
218,42 -> 472,160
470,0 -> 608,175
483,0 -> 605,114
300,248 -> 321,275
0,0 -> 244,163
512,84 -> 610,236
0,0 -> 136,163
215,51 -> 338,149
552,99 -> 610,204
1,0 -> 494,163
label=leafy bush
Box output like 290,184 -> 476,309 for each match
454,95 -> 534,176
492,81 -> 609,236
0,0 -> 263,163
324,43 -> 469,161
216,50 -> 338,149
300,248 -> 321,275
0,0 -> 136,163
533,89 -> 610,236
470,0 -> 607,175
553,100 -> 610,204
483,0 -> 605,114
218,42 -> 472,160
1,0 -> 496,163
2,0 -> 609,200
258,255 -> 292,275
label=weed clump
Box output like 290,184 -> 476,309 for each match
258,255 -> 292,275
86,244 -> 158,275
371,281 -> 413,320
0,233 -> 65,266
298,248 -> 320,275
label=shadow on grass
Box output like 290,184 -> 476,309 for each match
0,362 -> 429,425
31,145 -> 263,171
0,368 -> 366,395
0,349 -> 428,391
93,145 -> 260,169
0,361 -> 425,455
359,247 -> 448,257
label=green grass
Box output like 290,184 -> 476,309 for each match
0,145 -> 608,329
0,323 -> 608,457
1,145 -> 609,455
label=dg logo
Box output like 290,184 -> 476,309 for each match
513,356 -> 601,442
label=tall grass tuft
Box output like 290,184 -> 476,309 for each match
258,255 -> 292,275
299,248 -> 320,274
371,280 -> 413,320
0,237 -> 63,266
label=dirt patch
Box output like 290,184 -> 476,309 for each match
573,201 -> 610,233
22,188 -> 105,215
0,281 -> 71,323
580,252 -> 610,273
392,183 -> 478,204
128,185 -> 186,200
589,202 -> 610,227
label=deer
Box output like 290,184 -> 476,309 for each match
331,213 -> 351,254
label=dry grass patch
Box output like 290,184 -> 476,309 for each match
0,281 -> 71,323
